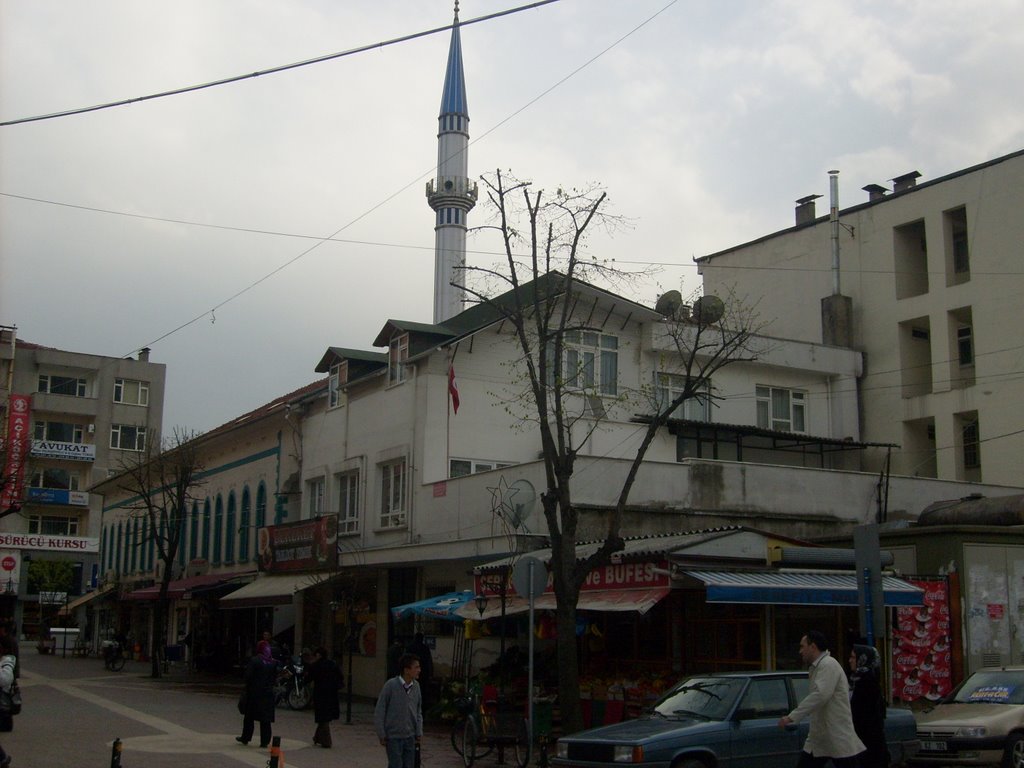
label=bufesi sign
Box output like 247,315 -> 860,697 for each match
582,561 -> 669,590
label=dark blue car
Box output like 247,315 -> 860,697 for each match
553,671 -> 919,768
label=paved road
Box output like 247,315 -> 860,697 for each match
6,652 -> 481,768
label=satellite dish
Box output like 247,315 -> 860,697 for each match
693,295 -> 725,325
654,290 -> 683,318
507,479 -> 536,530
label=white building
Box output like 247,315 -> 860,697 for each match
697,150 -> 1024,486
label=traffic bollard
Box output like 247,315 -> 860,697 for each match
538,734 -> 549,768
268,735 -> 283,767
110,737 -> 123,768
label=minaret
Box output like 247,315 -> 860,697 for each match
427,1 -> 477,324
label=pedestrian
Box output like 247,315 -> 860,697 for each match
374,653 -> 423,768
308,646 -> 342,748
849,643 -> 890,768
778,631 -> 865,767
387,638 -> 405,678
0,632 -> 15,765
236,639 -> 281,749
408,633 -> 433,705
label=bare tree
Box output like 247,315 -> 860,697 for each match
459,169 -> 760,732
116,428 -> 203,678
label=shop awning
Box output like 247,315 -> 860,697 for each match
684,570 -> 924,607
392,591 -> 475,623
219,572 -> 331,609
58,583 -> 116,615
455,586 -> 671,620
125,570 -> 254,601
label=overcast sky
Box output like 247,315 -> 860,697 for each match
3,0 -> 1023,435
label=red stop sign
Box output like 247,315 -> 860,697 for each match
1,556 -> 15,572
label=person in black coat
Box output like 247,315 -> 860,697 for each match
848,643 -> 890,767
236,640 -> 281,748
308,646 -> 342,747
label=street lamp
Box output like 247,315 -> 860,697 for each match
474,593 -> 488,617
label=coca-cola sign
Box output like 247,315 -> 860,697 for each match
892,576 -> 952,703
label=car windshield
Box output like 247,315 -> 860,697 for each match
952,671 -> 1024,705
652,677 -> 746,721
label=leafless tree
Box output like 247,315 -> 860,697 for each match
459,169 -> 761,732
116,428 -> 204,678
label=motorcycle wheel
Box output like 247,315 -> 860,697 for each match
288,686 -> 311,710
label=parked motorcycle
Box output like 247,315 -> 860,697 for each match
273,654 -> 311,710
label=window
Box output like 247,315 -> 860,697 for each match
225,493 -> 236,563
380,460 -> 407,528
309,478 -> 326,517
963,420 -> 980,469
449,459 -> 511,478
189,502 -> 199,560
213,496 -> 224,565
28,515 -> 79,536
756,386 -> 806,432
945,206 -> 970,283
894,219 -> 929,299
550,330 -> 619,396
29,468 -> 80,490
110,424 -> 146,451
34,420 -> 85,443
38,374 -> 87,397
388,335 -> 410,386
655,373 -> 711,421
337,472 -> 360,534
201,500 -> 211,559
255,484 -> 267,534
957,325 -> 973,366
113,378 -> 149,406
239,489 -> 251,561
328,362 -> 347,408
737,678 -> 791,718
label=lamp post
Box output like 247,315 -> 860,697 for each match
345,600 -> 356,724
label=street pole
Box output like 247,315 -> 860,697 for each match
345,605 -> 355,724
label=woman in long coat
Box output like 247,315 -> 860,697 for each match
848,643 -> 891,767
236,640 -> 280,749
308,646 -> 342,747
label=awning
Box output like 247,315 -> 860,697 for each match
125,570 -> 254,601
684,570 -> 924,607
219,572 -> 331,609
58,583 -> 116,615
391,591 -> 475,623
455,586 -> 671,620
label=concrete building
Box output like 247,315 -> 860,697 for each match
697,150 -> 1024,486
0,325 -> 165,643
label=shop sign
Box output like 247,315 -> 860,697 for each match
476,559 -> 670,597
39,591 -> 68,605
0,532 -> 99,553
892,576 -> 952,703
30,440 -> 96,461
0,394 -> 31,510
257,516 -> 338,572
26,488 -> 89,506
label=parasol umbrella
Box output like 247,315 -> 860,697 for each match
390,590 -> 475,622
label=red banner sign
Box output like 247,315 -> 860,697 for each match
1,394 -> 31,511
892,576 -> 952,703
257,516 -> 338,572
475,560 -> 669,597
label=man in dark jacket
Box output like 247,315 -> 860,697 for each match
374,653 -> 422,768
308,646 -> 342,748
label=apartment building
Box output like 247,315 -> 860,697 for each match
697,149 -> 1024,486
0,326 -> 165,639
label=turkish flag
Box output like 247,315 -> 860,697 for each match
448,364 -> 460,414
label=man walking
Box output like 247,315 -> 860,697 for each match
778,631 -> 865,767
374,653 -> 423,768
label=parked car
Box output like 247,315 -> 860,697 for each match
913,666 -> 1024,767
552,670 -> 919,768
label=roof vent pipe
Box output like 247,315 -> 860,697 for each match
862,183 -> 888,201
891,171 -> 921,193
829,170 -> 840,295
795,194 -> 821,226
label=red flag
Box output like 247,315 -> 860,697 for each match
448,364 -> 460,414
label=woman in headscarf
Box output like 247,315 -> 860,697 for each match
848,643 -> 890,767
236,640 -> 282,749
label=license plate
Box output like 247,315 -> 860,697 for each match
922,740 -> 948,752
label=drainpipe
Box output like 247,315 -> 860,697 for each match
829,170 -> 840,295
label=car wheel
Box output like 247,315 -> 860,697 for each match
1005,733 -> 1024,768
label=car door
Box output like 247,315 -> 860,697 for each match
729,677 -> 802,768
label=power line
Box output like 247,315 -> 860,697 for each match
0,1 -> 562,127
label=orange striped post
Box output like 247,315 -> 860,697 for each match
268,735 -> 284,767
109,737 -> 123,768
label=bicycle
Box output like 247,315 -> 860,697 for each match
102,640 -> 126,672
450,694 -> 493,760
453,691 -> 529,768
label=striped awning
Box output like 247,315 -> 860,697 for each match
684,570 -> 924,607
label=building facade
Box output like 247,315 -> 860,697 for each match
697,150 -> 1024,486
0,326 -> 165,642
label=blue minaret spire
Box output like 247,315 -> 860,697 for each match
427,1 -> 477,324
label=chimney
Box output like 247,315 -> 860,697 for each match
137,348 -> 151,362
862,183 -> 888,201
891,171 -> 921,194
795,194 -> 822,226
